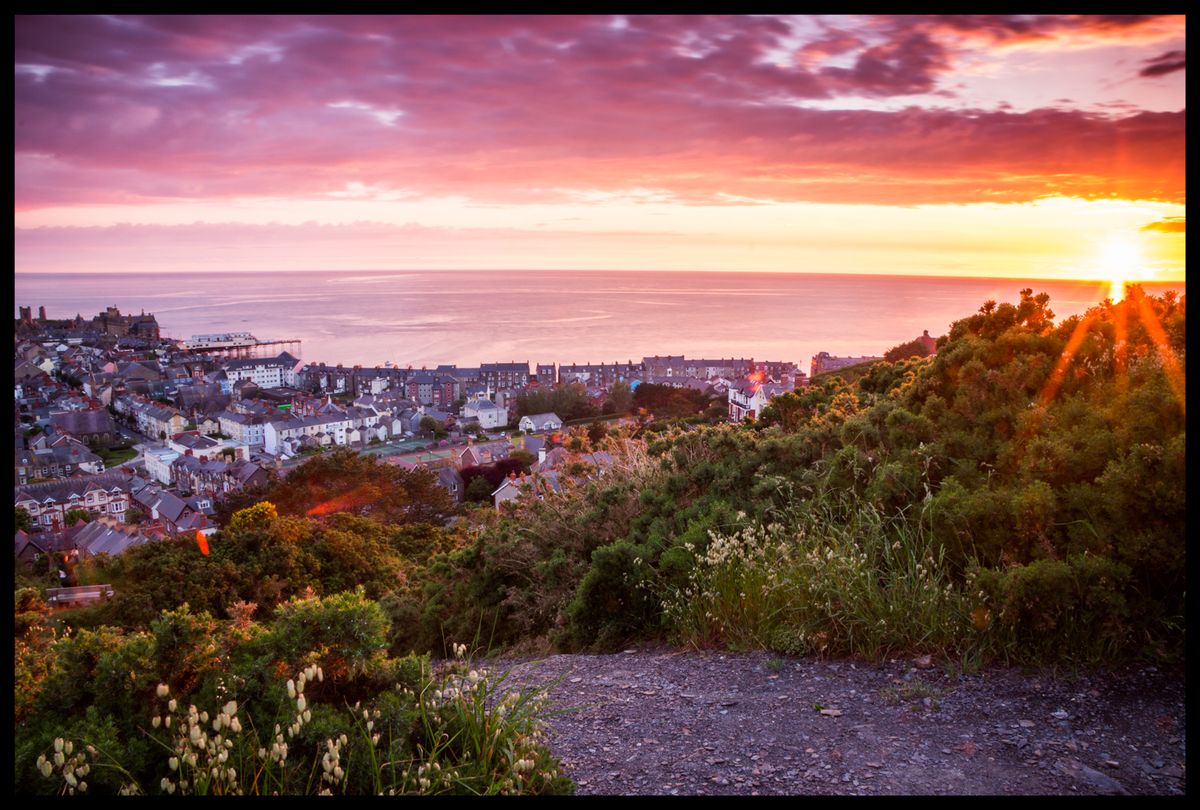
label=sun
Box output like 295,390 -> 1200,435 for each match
1095,237 -> 1144,303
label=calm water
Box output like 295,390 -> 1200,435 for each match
13,271 -> 1185,371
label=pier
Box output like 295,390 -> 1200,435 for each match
176,337 -> 302,359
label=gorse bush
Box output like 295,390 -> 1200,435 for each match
15,592 -> 572,796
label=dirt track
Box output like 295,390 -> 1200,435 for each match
497,647 -> 1186,796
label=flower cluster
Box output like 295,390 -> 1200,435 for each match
160,697 -> 243,795
36,738 -> 90,795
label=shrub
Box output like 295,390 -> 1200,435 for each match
973,555 -> 1133,665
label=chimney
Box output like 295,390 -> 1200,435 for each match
538,447 -> 547,464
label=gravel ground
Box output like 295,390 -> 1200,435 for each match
494,647 -> 1186,796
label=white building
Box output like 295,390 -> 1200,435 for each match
221,352 -> 300,390
462,398 -> 509,429
142,445 -> 182,485
263,412 -> 353,456
218,408 -> 274,447
728,381 -> 794,423
518,412 -> 563,433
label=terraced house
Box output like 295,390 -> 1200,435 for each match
263,410 -> 353,456
14,470 -> 135,528
15,439 -> 105,484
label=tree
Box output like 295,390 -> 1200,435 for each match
15,507 -> 33,533
466,476 -> 496,503
239,449 -> 454,526
605,380 -> 633,414
64,509 -> 92,526
515,382 -> 597,421
884,338 -> 931,363
419,415 -> 438,436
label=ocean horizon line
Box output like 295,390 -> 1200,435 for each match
13,268 -> 1188,286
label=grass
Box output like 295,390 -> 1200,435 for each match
97,445 -> 138,466
663,496 -> 978,663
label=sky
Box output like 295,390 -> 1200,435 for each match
14,15 -> 1186,281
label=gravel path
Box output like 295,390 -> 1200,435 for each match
495,647 -> 1186,796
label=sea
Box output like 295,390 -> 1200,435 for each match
13,270 -> 1186,373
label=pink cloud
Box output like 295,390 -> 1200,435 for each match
1140,49 -> 1185,77
14,15 -> 1187,211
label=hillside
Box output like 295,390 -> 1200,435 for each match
14,286 -> 1186,795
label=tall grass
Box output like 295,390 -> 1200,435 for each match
662,496 -> 979,662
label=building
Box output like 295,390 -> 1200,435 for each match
492,470 -> 562,510
15,439 -> 105,484
263,411 -> 353,456
221,352 -> 301,390
480,362 -> 530,390
436,466 -> 465,504
68,519 -> 155,559
132,486 -> 209,536
404,374 -> 459,408
14,470 -> 136,529
457,440 -> 512,469
684,358 -> 754,380
727,380 -> 794,423
557,361 -> 642,388
130,399 -> 188,439
142,445 -> 182,486
518,412 -> 563,434
48,409 -> 119,448
642,355 -> 687,378
461,398 -> 509,429
916,330 -> 939,355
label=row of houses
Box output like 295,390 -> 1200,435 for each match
15,467 -> 221,539
15,435 -> 105,485
14,470 -> 136,530
298,357 -> 804,397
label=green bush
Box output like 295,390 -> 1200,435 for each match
973,555 -> 1133,665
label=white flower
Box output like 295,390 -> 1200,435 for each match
157,683 -> 170,698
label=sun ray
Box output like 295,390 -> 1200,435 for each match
1112,296 -> 1129,402
1037,312 -> 1097,410
1132,288 -> 1186,417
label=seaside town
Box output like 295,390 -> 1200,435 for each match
14,303 -> 937,580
